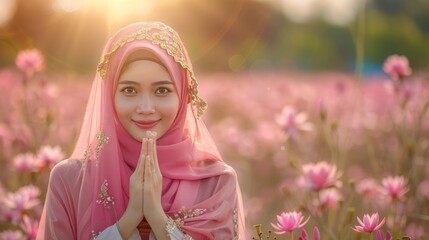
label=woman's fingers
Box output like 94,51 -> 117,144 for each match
137,138 -> 147,179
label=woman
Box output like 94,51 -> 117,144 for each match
37,22 -> 245,239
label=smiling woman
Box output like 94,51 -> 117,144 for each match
36,21 -> 246,240
115,53 -> 180,141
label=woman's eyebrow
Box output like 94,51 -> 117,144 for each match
118,80 -> 174,86
153,80 -> 174,85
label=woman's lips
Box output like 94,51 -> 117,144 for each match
133,120 -> 160,129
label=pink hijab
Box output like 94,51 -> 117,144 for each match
37,22 -> 245,239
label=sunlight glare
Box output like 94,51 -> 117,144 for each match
0,0 -> 16,27
54,0 -> 84,12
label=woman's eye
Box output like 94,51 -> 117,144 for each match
121,87 -> 136,94
155,87 -> 171,95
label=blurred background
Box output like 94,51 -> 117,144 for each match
1,0 -> 429,238
1,0 -> 429,75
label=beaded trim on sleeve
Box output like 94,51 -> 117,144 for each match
165,216 -> 193,240
97,22 -> 207,118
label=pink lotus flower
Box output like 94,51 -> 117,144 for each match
0,230 -> 26,240
13,153 -> 38,172
352,212 -> 385,233
37,145 -> 65,169
275,106 -> 314,140
271,211 -> 310,234
301,161 -> 341,190
381,176 -> 409,202
382,54 -> 412,80
15,49 -> 45,78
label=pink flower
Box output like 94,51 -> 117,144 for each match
299,229 -> 307,240
382,54 -> 412,80
37,145 -> 65,169
13,153 -> 38,172
405,222 -> 424,239
275,106 -> 314,140
417,179 -> 429,200
376,230 -> 392,240
271,211 -> 310,234
20,215 -> 38,239
381,176 -> 409,202
352,212 -> 385,233
1,185 -> 41,222
317,188 -> 343,210
356,178 -> 381,198
301,161 -> 341,190
0,230 -> 26,240
15,49 -> 45,78
313,227 -> 320,240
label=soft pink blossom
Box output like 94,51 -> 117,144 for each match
405,223 -> 424,239
299,229 -> 307,240
382,54 -> 412,80
37,145 -> 65,169
275,106 -> 314,140
1,185 -> 41,222
356,178 -> 382,198
417,179 -> 429,200
13,153 -> 38,172
15,49 -> 45,78
376,230 -> 391,240
313,227 -> 320,240
317,188 -> 343,210
271,211 -> 310,234
301,161 -> 341,190
352,212 -> 385,233
0,230 -> 26,240
20,215 -> 38,239
381,176 -> 409,202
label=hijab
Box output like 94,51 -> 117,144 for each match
38,22 -> 245,240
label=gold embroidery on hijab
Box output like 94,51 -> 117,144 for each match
97,22 -> 207,118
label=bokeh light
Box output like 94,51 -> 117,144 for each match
0,0 -> 16,27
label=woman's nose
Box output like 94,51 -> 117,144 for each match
136,94 -> 155,114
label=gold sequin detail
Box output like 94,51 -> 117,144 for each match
165,215 -> 194,240
173,207 -> 207,227
82,130 -> 110,161
95,179 -> 115,209
95,131 -> 110,159
97,22 -> 207,118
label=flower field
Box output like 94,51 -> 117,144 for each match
0,50 -> 428,239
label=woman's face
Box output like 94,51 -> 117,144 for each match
114,60 -> 179,141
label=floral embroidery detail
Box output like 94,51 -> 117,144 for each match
96,22 -> 207,118
165,215 -> 194,240
82,130 -> 110,162
172,207 -> 207,227
233,208 -> 239,240
91,230 -> 100,240
95,179 -> 115,209
95,131 -> 109,159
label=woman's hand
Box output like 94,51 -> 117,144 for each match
143,131 -> 169,239
117,136 -> 149,239
143,131 -> 163,218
